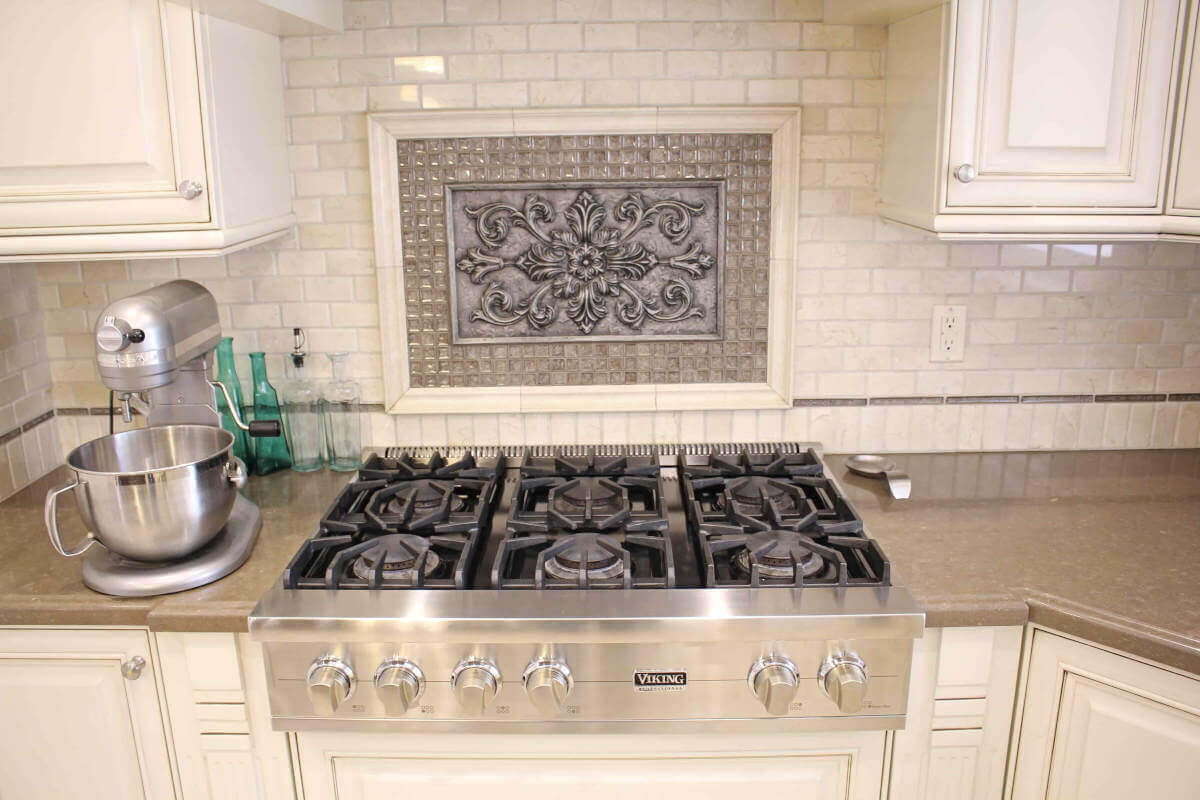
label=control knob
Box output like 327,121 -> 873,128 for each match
451,658 -> 501,716
523,658 -> 572,717
819,653 -> 869,713
374,658 -> 424,715
748,655 -> 799,716
306,655 -> 355,715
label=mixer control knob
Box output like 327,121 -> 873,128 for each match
748,656 -> 799,716
451,658 -> 501,716
306,656 -> 355,715
819,653 -> 869,713
96,318 -> 132,352
374,659 -> 424,716
523,658 -> 572,717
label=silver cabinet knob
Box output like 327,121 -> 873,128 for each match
121,656 -> 146,681
374,658 -> 424,716
953,163 -> 977,183
523,658 -> 572,718
748,655 -> 798,716
306,656 -> 355,716
451,658 -> 501,717
819,653 -> 869,713
178,179 -> 205,199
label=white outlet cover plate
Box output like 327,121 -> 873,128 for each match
930,304 -> 966,362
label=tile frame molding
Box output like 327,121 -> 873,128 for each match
367,106 -> 801,415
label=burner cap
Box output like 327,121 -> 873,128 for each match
386,479 -> 451,513
543,533 -> 626,581
727,476 -> 799,514
352,534 -> 440,581
552,477 -> 624,512
733,530 -> 824,580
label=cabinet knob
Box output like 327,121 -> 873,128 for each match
953,163 -> 977,183
178,179 -> 205,200
120,656 -> 146,681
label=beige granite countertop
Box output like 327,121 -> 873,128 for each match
2,450 -> 1198,673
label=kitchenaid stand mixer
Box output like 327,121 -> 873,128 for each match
80,280 -> 281,596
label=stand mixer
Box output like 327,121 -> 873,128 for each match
70,280 -> 280,596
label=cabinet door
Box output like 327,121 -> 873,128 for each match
297,731 -> 884,800
945,0 -> 1182,210
0,628 -> 176,800
1008,629 -> 1200,800
0,0 -> 210,230
1167,0 -> 1200,213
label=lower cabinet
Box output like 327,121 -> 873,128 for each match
0,628 -> 176,800
1007,628 -> 1200,800
293,731 -> 887,800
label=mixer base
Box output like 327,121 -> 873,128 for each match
82,494 -> 261,597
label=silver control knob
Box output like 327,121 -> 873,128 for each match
748,656 -> 799,716
374,658 -> 424,716
306,656 -> 355,716
819,653 -> 869,713
523,658 -> 572,717
96,318 -> 132,352
451,658 -> 501,716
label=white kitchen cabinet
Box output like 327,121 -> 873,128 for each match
0,627 -> 177,800
880,0 -> 1190,240
1006,627 -> 1200,800
0,0 -> 293,261
888,626 -> 1022,800
1167,0 -> 1200,216
295,730 -> 886,800
155,632 -> 296,800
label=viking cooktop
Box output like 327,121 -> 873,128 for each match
250,443 -> 923,733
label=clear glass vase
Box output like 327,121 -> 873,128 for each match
321,352 -> 361,472
281,358 -> 325,473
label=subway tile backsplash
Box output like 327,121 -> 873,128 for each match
2,1 -> 1199,496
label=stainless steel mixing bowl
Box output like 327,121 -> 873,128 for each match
45,425 -> 247,562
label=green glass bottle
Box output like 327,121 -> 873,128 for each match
215,337 -> 252,469
248,352 -> 292,475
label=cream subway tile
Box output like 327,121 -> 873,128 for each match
474,24 -> 527,51
583,79 -> 638,104
747,21 -> 800,48
1176,403 -> 1200,446
291,115 -> 342,143
973,270 -> 1021,293
556,0 -> 612,19
639,79 -> 693,104
315,87 -> 367,113
345,1 -> 390,27
368,83 -> 421,110
826,106 -> 876,131
720,50 -> 773,77
584,22 -> 640,49
294,169 -> 347,196
748,78 -> 800,103
693,79 -> 746,103
500,0 -> 553,19
448,53 -> 502,79
477,81 -> 530,106
281,36 -> 312,59
1101,403 -> 1131,447
340,57 -> 391,83
827,50 -> 881,77
502,52 -> 555,78
668,0 -> 718,17
364,28 -> 419,55
802,22 -> 854,49
421,83 -> 476,108
529,79 -> 584,105
667,50 -> 720,78
802,78 -> 852,104
1120,269 -> 1170,293
291,198 -> 322,222
1146,242 -> 1198,267
853,79 -> 883,105
447,0 -> 500,22
1049,243 -> 1098,266
612,51 -> 663,77
1151,403 -> 1180,447
637,21 -> 693,48
80,260 -> 128,282
530,22 -> 584,49
652,411 -> 680,444
313,31 -> 366,57
999,243 -> 1048,267
419,26 -> 472,53
285,88 -> 315,115
1022,269 -> 1069,293
776,50 -> 825,76
1071,270 -> 1122,293
1126,403 -> 1154,447
391,0 -> 444,23
557,52 -> 611,78
288,59 -> 339,86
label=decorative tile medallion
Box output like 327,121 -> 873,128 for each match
396,133 -> 771,388
449,182 -> 723,341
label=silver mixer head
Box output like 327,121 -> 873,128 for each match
94,280 -> 221,392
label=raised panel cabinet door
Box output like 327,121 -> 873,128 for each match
0,0 -> 209,230
1008,630 -> 1200,800
297,732 -> 884,800
945,0 -> 1183,210
0,628 -> 176,800
1167,0 -> 1200,212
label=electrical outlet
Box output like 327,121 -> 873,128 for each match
930,305 -> 966,362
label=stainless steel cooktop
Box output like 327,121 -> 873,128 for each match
249,443 -> 924,733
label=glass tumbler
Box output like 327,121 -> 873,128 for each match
321,352 -> 362,472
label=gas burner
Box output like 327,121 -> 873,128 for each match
520,448 -> 661,478
726,476 -> 803,517
731,530 -> 826,579
542,533 -> 627,581
554,477 -> 623,510
351,534 -> 441,581
509,474 -> 668,534
385,479 -> 453,512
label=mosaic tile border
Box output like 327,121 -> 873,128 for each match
793,393 -> 1200,407
395,132 -> 773,390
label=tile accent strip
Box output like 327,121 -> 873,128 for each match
794,393 -> 1198,408
868,396 -> 944,406
1169,393 -> 1200,401
945,395 -> 1020,405
0,410 -> 56,447
1094,393 -> 1168,403
1020,394 -> 1094,404
792,398 -> 869,407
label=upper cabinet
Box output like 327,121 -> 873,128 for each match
880,0 -> 1199,240
0,0 -> 295,261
